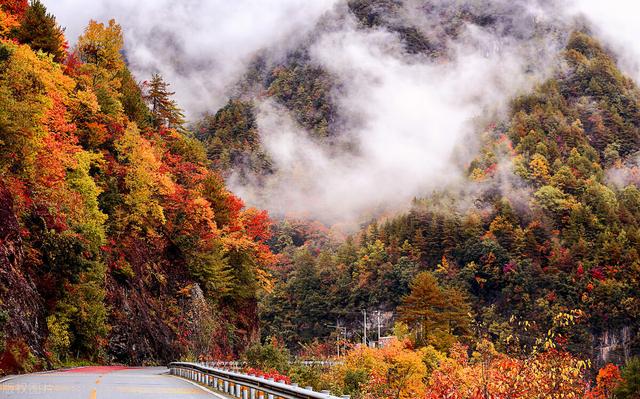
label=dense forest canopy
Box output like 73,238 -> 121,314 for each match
0,0 -> 274,370
2,0 -> 640,397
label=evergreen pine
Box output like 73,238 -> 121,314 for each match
144,73 -> 186,130
16,0 -> 66,62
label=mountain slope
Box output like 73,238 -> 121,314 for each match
0,3 -> 274,372
258,30 -> 640,367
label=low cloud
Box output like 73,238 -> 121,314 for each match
44,0 -> 640,225
45,0 -> 339,117
569,0 -> 640,84
230,7 -> 561,224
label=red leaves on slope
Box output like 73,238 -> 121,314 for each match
0,0 -> 27,18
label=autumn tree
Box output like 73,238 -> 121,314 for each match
77,19 -> 123,70
144,73 -> 186,130
15,0 -> 66,62
0,0 -> 27,17
76,19 -> 125,116
0,10 -> 19,38
398,272 -> 471,350
0,0 -> 26,37
330,339 -> 428,399
114,122 -> 174,232
587,363 -> 623,399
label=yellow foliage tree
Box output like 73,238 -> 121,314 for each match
114,122 -> 174,233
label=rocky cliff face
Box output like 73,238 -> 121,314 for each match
594,327 -> 634,367
0,184 -> 46,372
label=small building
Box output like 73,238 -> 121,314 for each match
376,336 -> 397,348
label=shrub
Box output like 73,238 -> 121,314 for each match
243,337 -> 290,373
615,357 -> 640,399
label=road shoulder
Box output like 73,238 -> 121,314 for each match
168,374 -> 232,398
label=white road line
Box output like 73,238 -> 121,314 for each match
168,375 -> 229,398
0,376 -> 15,385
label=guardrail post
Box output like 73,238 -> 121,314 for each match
169,362 -> 344,399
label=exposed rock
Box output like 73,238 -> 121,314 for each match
593,326 -> 634,367
0,183 -> 46,368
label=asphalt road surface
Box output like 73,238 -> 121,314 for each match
0,366 -> 221,398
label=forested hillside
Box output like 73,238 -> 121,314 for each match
0,0 -> 274,372
3,0 -> 640,397
196,1 -> 640,397
260,30 -> 640,361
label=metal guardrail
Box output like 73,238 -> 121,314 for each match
194,361 -> 343,370
169,362 -> 349,399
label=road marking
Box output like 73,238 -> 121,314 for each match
116,386 -> 205,394
0,383 -> 76,393
169,375 -> 228,398
89,388 -> 97,399
0,376 -> 15,385
95,378 -> 101,384
64,366 -> 132,374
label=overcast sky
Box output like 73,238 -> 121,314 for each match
45,0 -> 340,116
45,0 -> 640,117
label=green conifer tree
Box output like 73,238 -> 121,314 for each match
16,0 -> 66,62
144,73 -> 186,130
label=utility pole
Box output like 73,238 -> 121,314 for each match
336,320 -> 342,357
363,310 -> 367,346
377,311 -> 381,343
326,323 -> 346,357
